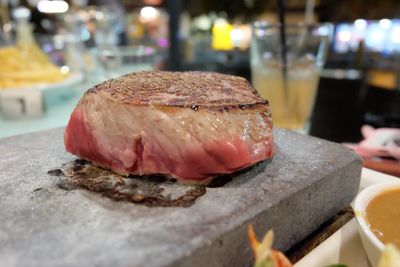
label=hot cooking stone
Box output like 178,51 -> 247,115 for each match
0,128 -> 362,267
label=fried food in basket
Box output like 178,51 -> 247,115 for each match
0,43 -> 67,89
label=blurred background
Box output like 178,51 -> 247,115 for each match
1,0 -> 400,146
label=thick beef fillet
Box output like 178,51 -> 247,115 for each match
64,71 -> 274,183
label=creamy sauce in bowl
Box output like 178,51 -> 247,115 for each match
366,188 -> 400,248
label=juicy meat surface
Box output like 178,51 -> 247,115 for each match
64,71 -> 274,183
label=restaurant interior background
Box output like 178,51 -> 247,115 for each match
0,0 -> 399,174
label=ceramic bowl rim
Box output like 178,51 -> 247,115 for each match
353,181 -> 400,252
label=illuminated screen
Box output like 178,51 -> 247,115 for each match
333,19 -> 400,54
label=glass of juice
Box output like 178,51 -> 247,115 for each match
251,22 -> 333,131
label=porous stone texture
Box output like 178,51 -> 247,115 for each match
0,128 -> 362,267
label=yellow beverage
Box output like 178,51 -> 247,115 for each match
252,64 -> 320,130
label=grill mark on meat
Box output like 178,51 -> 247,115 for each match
87,71 -> 268,109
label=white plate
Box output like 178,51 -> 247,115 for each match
295,168 -> 399,267
0,72 -> 83,119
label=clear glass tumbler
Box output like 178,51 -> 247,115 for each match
92,45 -> 157,81
251,22 -> 333,131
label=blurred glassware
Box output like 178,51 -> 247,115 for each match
91,45 -> 157,81
251,22 -> 333,131
93,8 -> 119,49
0,1 -> 12,45
125,6 -> 168,50
51,33 -> 86,75
0,27 -> 10,47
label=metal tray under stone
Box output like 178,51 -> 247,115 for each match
0,128 -> 362,267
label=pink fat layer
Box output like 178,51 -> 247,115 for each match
65,108 -> 274,181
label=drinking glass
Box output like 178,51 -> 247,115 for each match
92,45 -> 157,81
251,22 -> 333,131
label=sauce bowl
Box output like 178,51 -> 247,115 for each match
353,181 -> 400,267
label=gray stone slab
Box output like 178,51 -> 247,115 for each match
0,128 -> 362,267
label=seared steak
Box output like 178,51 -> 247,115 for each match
64,71 -> 274,183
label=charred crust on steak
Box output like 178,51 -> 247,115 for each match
86,71 -> 268,109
